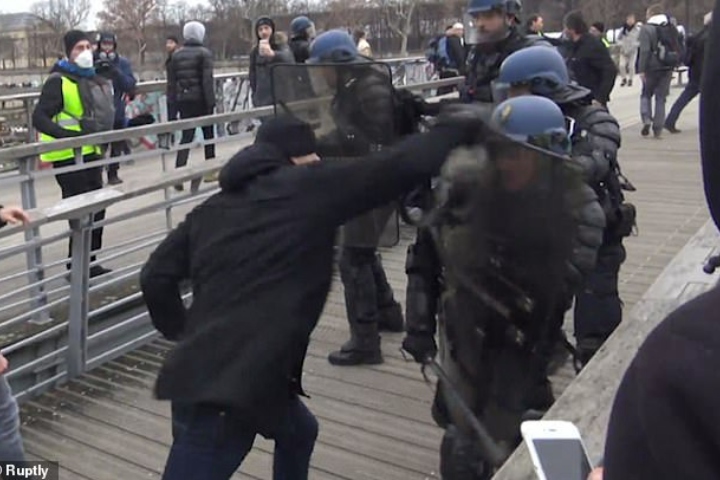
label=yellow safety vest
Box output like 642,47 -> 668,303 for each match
39,75 -> 100,162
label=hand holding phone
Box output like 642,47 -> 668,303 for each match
521,420 -> 593,480
259,39 -> 272,56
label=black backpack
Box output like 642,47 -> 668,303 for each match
654,23 -> 682,68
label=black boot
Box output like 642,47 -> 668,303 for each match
575,335 -> 608,370
328,322 -> 383,366
370,253 -> 405,332
330,248 -> 384,366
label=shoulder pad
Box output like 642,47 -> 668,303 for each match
571,106 -> 621,146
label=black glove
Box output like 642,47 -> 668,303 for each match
434,103 -> 494,145
402,333 -> 437,363
128,113 -> 155,127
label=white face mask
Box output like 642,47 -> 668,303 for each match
75,50 -> 94,69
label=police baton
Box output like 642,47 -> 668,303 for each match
423,357 -> 510,468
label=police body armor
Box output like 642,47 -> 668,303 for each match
424,136 -> 582,477
463,27 -> 551,103
270,61 -> 400,247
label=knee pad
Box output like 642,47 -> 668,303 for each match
440,425 -> 491,480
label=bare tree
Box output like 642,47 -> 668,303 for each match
31,0 -> 92,51
98,0 -> 159,64
322,0 -> 373,31
373,0 -> 422,55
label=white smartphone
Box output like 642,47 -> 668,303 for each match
521,420 -> 593,480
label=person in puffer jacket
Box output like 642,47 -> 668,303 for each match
248,16 -> 295,107
167,21 -> 217,187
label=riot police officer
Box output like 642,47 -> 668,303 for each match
462,0 -> 551,104
291,30 -> 406,366
401,96 -> 604,479
495,46 -> 634,367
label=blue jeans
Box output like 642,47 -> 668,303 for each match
0,376 -> 25,462
665,81 -> 701,129
640,70 -> 673,132
162,397 -> 318,480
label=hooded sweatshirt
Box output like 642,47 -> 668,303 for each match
248,16 -> 295,107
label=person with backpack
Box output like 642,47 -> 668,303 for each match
429,24 -> 467,95
637,4 -> 681,139
664,12 -> 711,133
32,30 -> 116,278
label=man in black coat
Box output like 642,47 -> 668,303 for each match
664,12 -> 711,133
140,111 -> 483,479
563,11 -> 618,107
167,21 -> 216,188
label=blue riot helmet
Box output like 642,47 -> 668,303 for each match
467,0 -> 522,18
493,46 -> 592,103
491,96 -> 571,157
308,29 -> 358,63
465,0 -> 522,45
290,15 -> 316,39
493,46 -> 569,100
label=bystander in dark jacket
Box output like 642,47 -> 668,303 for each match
167,21 -> 217,184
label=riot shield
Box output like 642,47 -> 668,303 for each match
270,62 -> 400,248
432,134 -> 578,344
428,136 -> 580,449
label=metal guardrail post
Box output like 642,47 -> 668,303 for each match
157,97 -> 175,231
23,99 -> 36,144
215,78 -> 226,138
67,215 -> 92,378
18,156 -> 51,325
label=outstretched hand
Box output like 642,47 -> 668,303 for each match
0,206 -> 30,226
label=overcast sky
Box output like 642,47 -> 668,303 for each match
0,0 -> 210,29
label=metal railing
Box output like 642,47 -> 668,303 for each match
0,75 -> 463,401
0,56 -> 433,146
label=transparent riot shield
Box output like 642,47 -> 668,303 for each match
432,135 -> 578,332
270,62 -> 400,247
428,136 -> 581,449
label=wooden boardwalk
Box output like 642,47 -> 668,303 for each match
14,84 -> 709,479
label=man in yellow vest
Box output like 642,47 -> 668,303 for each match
32,30 -> 112,278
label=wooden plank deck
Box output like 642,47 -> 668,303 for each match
14,84 -> 710,479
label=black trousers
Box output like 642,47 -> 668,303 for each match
175,103 -> 216,169
53,157 -> 106,265
108,119 -> 129,177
